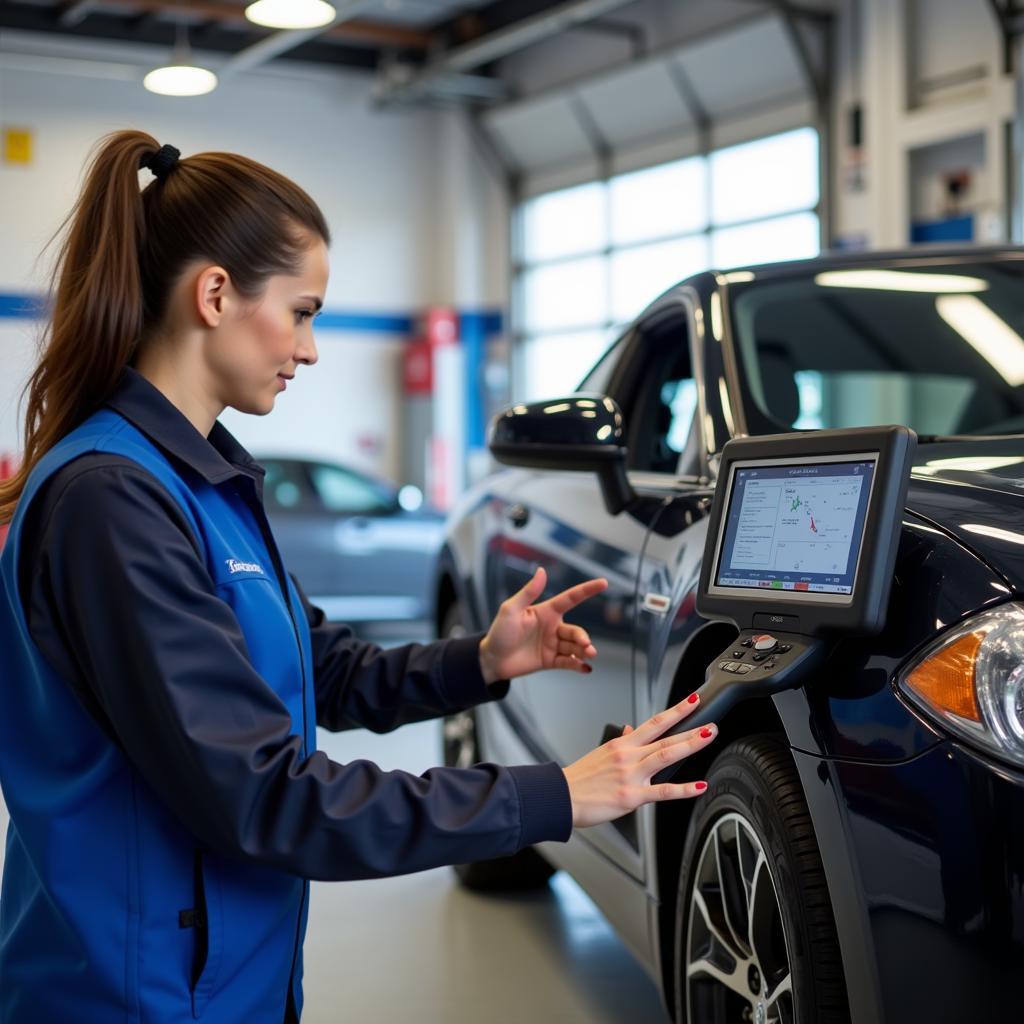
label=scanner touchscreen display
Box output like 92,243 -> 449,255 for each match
714,455 -> 877,599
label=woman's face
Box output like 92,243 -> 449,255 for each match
207,237 -> 329,416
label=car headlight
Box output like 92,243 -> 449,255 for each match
898,603 -> 1024,767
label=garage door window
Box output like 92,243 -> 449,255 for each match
515,127 -> 820,402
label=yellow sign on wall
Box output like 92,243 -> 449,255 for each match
3,128 -> 34,165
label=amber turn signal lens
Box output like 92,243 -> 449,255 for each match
904,630 -> 983,721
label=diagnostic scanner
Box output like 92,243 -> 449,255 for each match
657,425 -> 917,763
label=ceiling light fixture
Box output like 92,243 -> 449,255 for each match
144,21 -> 217,97
244,1 -> 337,30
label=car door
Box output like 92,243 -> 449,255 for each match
501,311 -> 703,879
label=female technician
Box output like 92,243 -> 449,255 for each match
0,131 -> 716,1024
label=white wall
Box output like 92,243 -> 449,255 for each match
431,108 -> 510,311
0,38 -> 509,481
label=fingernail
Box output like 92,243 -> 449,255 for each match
699,727 -> 714,739
695,781 -> 707,792
687,693 -> 699,705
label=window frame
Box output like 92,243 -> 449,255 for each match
579,299 -> 711,489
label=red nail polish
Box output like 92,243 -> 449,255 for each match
695,781 -> 708,792
687,693 -> 699,704
699,727 -> 713,739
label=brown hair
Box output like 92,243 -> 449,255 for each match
0,129 -> 330,523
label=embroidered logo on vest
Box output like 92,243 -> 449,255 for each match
226,558 -> 265,575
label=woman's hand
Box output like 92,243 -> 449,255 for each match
478,566 -> 608,685
564,694 -> 716,828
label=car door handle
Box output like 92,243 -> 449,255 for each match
506,504 -> 530,529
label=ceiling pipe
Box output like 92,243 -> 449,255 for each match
57,1 -> 97,26
433,0 -> 641,73
375,0 -> 641,105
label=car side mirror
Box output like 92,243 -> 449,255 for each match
488,393 -> 637,515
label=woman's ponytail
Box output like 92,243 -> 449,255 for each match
0,129 -> 329,524
0,130 -> 156,522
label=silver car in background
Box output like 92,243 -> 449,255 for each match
259,455 -> 445,633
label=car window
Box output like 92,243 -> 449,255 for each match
308,463 -> 394,515
261,459 -> 313,513
577,332 -> 628,395
623,324 -> 700,476
729,262 -> 1024,435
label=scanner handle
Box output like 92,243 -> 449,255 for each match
652,630 -> 826,784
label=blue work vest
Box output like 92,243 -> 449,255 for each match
0,409 -> 318,1023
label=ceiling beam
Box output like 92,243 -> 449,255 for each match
376,0 -> 641,105
55,0 -> 432,49
433,0 -> 643,72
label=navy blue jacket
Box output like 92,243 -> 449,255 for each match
0,369 -> 571,1023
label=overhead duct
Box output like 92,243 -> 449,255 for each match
374,0 -> 642,106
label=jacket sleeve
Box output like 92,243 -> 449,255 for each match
26,463 -> 573,880
291,576 -> 511,734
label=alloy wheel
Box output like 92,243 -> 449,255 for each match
686,811 -> 794,1024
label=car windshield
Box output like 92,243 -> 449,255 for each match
729,260 -> 1024,437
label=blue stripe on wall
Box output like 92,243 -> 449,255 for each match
0,294 -> 503,340
316,311 -> 415,333
0,294 -> 47,319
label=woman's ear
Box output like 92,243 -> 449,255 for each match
194,265 -> 231,328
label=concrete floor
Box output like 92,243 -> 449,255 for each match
304,718 -> 669,1024
0,634 -> 670,1023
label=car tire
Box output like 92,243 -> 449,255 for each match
440,602 -> 556,892
674,735 -> 849,1024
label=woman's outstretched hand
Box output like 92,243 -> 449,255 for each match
478,566 -> 608,685
564,694 -> 716,828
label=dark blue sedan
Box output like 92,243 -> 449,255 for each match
435,247 -> 1024,1023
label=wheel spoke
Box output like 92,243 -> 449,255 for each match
686,951 -> 752,1003
714,824 -> 752,958
749,852 -> 790,996
692,830 -> 744,963
766,972 -> 793,1024
690,888 -> 744,974
737,819 -> 758,907
747,852 -> 769,959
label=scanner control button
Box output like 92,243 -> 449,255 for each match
752,653 -> 767,662
735,664 -> 753,675
732,650 -> 745,659
778,644 -> 792,654
740,639 -> 754,648
753,634 -> 778,652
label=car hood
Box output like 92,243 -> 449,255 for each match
907,439 -> 1024,588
